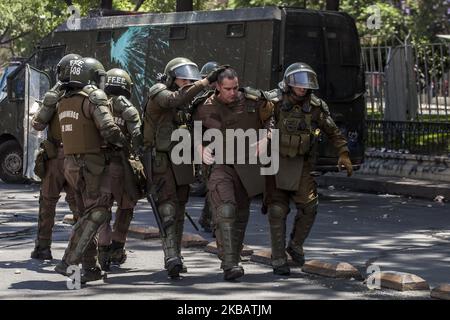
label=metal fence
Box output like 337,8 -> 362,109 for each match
366,120 -> 450,155
362,40 -> 450,156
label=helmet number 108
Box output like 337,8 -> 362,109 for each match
71,66 -> 81,75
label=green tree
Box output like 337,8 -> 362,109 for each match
0,0 -> 102,61
340,0 -> 411,45
1,0 -> 448,63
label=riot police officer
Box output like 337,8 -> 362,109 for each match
142,57 -> 225,278
264,62 -> 353,275
193,68 -> 274,281
30,53 -> 82,260
194,61 -> 221,233
54,57 -> 126,283
97,68 -> 143,270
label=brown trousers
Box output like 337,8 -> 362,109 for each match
62,155 -> 113,268
264,162 -> 318,209
36,146 -> 78,245
208,165 -> 250,266
98,158 -> 137,246
264,161 -> 319,267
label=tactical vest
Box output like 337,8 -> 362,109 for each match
218,95 -> 261,131
216,93 -> 262,163
278,101 -> 316,158
146,101 -> 191,153
58,94 -> 103,155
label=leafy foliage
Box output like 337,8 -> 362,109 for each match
0,0 -> 448,63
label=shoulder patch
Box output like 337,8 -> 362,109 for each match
192,90 -> 214,109
89,89 -> 109,105
148,83 -> 167,98
241,86 -> 263,101
202,94 -> 216,106
263,88 -> 282,103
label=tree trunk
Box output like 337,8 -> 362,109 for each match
326,0 -> 340,11
176,0 -> 193,12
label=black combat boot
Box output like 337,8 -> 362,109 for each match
223,265 -> 244,281
81,266 -> 106,284
31,239 -> 53,260
166,256 -> 183,279
30,246 -> 53,260
54,260 -> 71,276
273,263 -> 291,276
286,246 -> 305,266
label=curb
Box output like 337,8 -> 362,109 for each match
371,271 -> 430,291
317,173 -> 450,200
248,248 -> 443,297
302,260 -> 361,280
431,284 -> 450,300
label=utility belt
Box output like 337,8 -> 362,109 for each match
279,129 -> 320,158
68,151 -> 112,166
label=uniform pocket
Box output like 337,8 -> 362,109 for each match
155,124 -> 175,152
82,154 -> 106,196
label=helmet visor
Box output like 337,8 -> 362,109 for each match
173,64 -> 202,81
286,71 -> 319,90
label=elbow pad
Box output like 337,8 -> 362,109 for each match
34,104 -> 56,125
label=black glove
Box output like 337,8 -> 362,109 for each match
206,65 -> 230,83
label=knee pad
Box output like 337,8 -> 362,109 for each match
217,203 -> 236,220
159,202 -> 176,224
89,209 -> 109,226
268,203 -> 289,221
297,198 -> 318,217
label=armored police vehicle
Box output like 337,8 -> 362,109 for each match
0,6 -> 365,183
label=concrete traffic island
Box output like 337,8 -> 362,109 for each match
302,260 -> 362,280
431,284 -> 450,300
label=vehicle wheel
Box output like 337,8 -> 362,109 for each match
0,140 -> 26,184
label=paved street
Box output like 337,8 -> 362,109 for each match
0,181 -> 449,299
